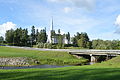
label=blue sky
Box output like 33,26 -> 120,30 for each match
0,0 -> 120,40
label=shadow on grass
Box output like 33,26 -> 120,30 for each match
0,68 -> 120,80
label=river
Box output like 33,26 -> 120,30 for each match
0,65 -> 71,69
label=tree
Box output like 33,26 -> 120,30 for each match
36,29 -> 39,42
58,29 -> 60,34
72,32 -> 81,46
6,28 -> 29,46
31,26 -> 36,45
92,40 -> 98,49
20,29 -> 28,46
5,29 -> 14,45
76,32 -> 81,40
71,37 -> 77,46
66,32 -> 70,44
86,41 -> 92,49
14,28 -> 22,46
0,36 -> 4,44
37,29 -> 47,43
57,35 -> 64,49
78,32 -> 90,48
72,32 -> 90,48
77,37 -> 86,48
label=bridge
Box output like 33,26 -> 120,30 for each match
69,50 -> 120,62
5,46 -> 120,62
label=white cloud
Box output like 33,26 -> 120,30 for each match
114,15 -> 120,34
63,7 -> 73,13
0,22 -> 17,37
48,0 -> 66,2
115,15 -> 120,27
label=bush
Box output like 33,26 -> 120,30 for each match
43,43 -> 48,48
47,43 -> 52,49
36,43 -> 44,48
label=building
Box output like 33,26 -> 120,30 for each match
49,18 -> 70,44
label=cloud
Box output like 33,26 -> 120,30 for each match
48,0 -> 95,10
115,15 -> 120,27
63,7 -> 73,13
114,15 -> 120,34
48,0 -> 66,2
0,22 -> 17,37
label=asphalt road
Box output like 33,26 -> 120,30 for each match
5,46 -> 120,53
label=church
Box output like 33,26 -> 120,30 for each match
48,18 -> 70,44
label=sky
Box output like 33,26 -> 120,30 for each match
0,0 -> 120,40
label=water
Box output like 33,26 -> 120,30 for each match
86,62 -> 96,65
0,65 -> 70,69
0,62 -> 97,70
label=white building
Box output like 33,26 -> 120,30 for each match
49,18 -> 70,44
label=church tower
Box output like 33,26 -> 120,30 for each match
51,17 -> 53,30
49,17 -> 54,43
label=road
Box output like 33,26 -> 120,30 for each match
5,46 -> 120,54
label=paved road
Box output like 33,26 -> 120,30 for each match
6,46 -> 120,53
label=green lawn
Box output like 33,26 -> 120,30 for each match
0,46 -> 87,65
0,46 -> 120,80
0,67 -> 120,80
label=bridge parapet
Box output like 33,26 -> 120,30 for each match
69,50 -> 120,57
69,50 -> 120,62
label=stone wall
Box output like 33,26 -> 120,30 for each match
0,57 -> 39,66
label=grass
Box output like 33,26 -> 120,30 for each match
90,56 -> 120,68
0,46 -> 120,80
0,46 -> 87,65
0,67 -> 120,80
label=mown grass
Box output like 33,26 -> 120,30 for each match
1,46 -> 120,80
0,67 -> 120,80
0,46 -> 87,65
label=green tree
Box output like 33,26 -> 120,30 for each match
58,29 -> 60,34
66,32 -> 70,44
72,32 -> 90,48
78,32 -> 90,48
92,40 -> 98,49
0,36 -> 4,44
77,37 -> 86,48
72,32 -> 81,46
5,29 -> 14,45
31,26 -> 36,45
57,35 -> 64,49
71,37 -> 77,46
14,28 -> 22,46
37,29 -> 47,43
36,29 -> 39,42
20,29 -> 28,46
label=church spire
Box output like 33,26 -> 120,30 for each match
51,17 -> 53,30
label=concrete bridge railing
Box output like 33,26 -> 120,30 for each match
69,50 -> 120,62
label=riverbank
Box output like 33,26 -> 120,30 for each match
0,46 -> 120,80
0,46 -> 87,66
0,56 -> 120,80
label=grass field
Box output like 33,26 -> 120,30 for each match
0,66 -> 120,80
0,46 -> 87,65
0,46 -> 120,80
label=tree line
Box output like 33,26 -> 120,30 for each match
5,26 -> 47,46
0,26 -> 120,49
71,32 -> 120,49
